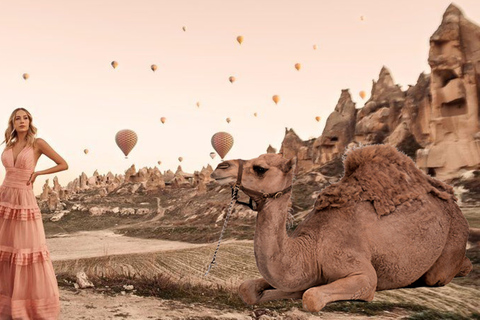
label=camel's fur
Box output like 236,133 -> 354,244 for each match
211,144 -> 472,312
315,144 -> 455,215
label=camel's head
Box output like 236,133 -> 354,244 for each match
210,159 -> 240,185
211,154 -> 295,198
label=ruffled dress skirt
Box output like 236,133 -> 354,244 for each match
0,147 -> 60,319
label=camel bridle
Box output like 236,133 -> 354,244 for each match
233,159 -> 293,210
205,158 -> 294,276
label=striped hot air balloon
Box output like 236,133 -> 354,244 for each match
115,129 -> 137,158
211,132 -> 234,160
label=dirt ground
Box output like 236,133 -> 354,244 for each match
47,230 -> 480,320
48,230 -> 204,261
58,287 -> 410,320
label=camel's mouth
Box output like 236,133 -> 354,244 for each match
212,175 -> 236,185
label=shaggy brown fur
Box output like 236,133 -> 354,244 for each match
315,144 -> 454,216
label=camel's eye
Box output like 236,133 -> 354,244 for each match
253,165 -> 268,175
217,162 -> 229,170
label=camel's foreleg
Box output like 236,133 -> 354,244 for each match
302,266 -> 377,312
239,278 -> 304,305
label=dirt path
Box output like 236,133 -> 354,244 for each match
47,230 -> 205,261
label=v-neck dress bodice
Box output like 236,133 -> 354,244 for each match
2,146 -> 36,190
0,145 -> 60,319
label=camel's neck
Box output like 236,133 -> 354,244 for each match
253,193 -> 292,277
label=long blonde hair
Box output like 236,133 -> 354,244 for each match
2,108 -> 38,148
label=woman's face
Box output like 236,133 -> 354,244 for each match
13,110 -> 30,133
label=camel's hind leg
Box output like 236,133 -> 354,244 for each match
238,278 -> 304,305
420,214 -> 471,286
302,264 -> 377,312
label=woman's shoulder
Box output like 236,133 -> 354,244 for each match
34,138 -> 47,145
33,138 -> 48,151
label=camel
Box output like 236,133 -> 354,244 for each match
211,144 -> 472,312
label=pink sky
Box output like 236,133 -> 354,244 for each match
1,0 -> 479,195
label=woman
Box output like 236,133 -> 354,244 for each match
0,108 -> 68,319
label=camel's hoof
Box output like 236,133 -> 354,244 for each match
302,290 -> 326,313
239,280 -> 261,305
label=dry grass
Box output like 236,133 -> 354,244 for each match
54,242 -> 480,319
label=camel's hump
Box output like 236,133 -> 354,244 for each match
315,144 -> 456,216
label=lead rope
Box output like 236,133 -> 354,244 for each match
204,185 -> 239,276
286,161 -> 297,230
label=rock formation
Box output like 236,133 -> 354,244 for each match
279,129 -> 315,173
278,4 -> 480,181
312,89 -> 357,164
267,145 -> 277,154
416,4 -> 480,180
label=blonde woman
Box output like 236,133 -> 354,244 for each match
0,108 -> 68,319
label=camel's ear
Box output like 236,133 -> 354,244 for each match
282,157 -> 296,173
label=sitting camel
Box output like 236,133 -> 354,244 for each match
211,144 -> 472,312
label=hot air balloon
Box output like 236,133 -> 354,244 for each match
178,157 -> 183,162
115,129 -> 137,159
272,95 -> 280,105
313,44 -> 318,50
111,61 -> 118,69
210,152 -> 216,159
211,132 -> 234,160
226,117 -> 231,124
360,15 -> 365,21
237,35 -> 243,45
315,116 -> 321,122
359,91 -> 366,99
84,149 -> 89,154
295,63 -> 301,71
254,112 -> 258,117
196,101 -> 200,108
151,64 -> 157,72
229,76 -> 236,83
157,161 -> 162,165
182,26 -> 187,32
22,73 -> 29,80
160,117 -> 166,124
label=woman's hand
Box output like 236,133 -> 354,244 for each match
27,172 -> 38,186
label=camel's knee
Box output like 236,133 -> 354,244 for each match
238,279 -> 270,305
302,288 -> 327,313
455,257 -> 472,277
424,270 -> 451,286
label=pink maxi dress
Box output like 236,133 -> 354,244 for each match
0,146 -> 60,319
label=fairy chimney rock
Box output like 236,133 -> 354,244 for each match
200,165 -> 213,183
52,176 -> 61,192
175,166 -> 184,175
106,172 -> 115,183
355,67 -> 406,145
267,145 -> 277,154
47,191 -> 60,212
145,168 -> 165,190
163,170 -> 175,183
402,73 -> 432,148
79,172 -> 88,189
124,165 -> 136,182
279,128 -> 305,160
417,4 -> 480,180
40,179 -> 51,201
314,89 -> 357,164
